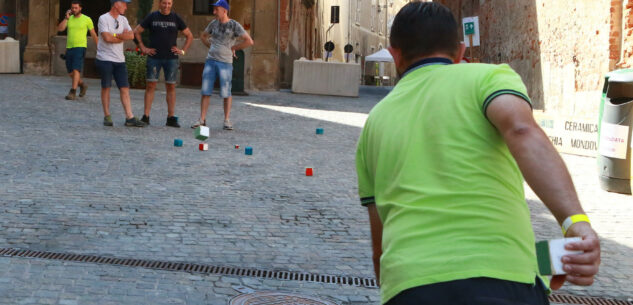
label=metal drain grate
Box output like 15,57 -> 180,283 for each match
0,248 -> 378,288
2,248 -> 630,305
549,293 -> 633,305
230,291 -> 339,305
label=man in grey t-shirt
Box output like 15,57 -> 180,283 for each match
191,0 -> 253,130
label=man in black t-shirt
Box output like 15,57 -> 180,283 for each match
134,0 -> 193,127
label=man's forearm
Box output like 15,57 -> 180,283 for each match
202,38 -> 211,48
367,204 -> 382,284
183,35 -> 193,53
119,31 -> 134,41
232,41 -> 251,51
57,19 -> 68,32
134,33 -> 146,49
503,125 -> 584,224
102,33 -> 122,44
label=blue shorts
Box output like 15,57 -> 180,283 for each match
201,59 -> 232,98
65,47 -> 86,73
95,59 -> 129,89
146,57 -> 179,84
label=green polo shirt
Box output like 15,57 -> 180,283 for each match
356,60 -> 540,304
66,14 -> 94,49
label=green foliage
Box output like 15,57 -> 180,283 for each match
125,51 -> 147,88
137,0 -> 153,46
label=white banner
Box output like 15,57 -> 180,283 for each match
599,123 -> 630,159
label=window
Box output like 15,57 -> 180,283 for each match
378,0 -> 385,35
194,0 -> 215,15
370,0 -> 376,32
356,0 -> 361,25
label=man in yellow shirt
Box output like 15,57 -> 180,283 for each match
57,0 -> 98,100
356,2 -> 601,304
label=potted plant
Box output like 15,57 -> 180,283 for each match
125,48 -> 147,89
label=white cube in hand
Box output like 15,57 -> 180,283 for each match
536,237 -> 582,275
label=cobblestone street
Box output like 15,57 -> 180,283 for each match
0,75 -> 631,305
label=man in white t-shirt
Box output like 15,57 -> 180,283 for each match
96,0 -> 144,127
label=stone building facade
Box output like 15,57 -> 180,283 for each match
9,0 -> 633,108
9,0 -> 408,90
278,0 -> 409,87
12,0 -> 278,90
434,0 -> 633,118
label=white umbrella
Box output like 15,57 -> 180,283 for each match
365,48 -> 393,62
364,48 -> 394,86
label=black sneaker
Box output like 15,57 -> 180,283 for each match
125,117 -> 146,127
103,115 -> 113,126
141,115 -> 150,125
166,116 -> 180,128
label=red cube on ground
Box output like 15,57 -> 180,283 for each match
199,143 -> 208,151
305,168 -> 313,176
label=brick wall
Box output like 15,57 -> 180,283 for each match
618,0 -> 633,68
436,0 -> 612,118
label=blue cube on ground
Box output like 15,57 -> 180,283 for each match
245,146 -> 253,155
174,139 -> 183,147
316,128 -> 324,135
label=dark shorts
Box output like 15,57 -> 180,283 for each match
95,59 -> 129,89
385,277 -> 550,305
146,57 -> 179,84
65,47 -> 86,73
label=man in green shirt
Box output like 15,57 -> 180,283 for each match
355,2 -> 601,304
57,0 -> 98,100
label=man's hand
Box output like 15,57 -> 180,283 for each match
171,46 -> 183,55
550,222 -> 601,290
65,9 -> 71,19
142,46 -> 156,56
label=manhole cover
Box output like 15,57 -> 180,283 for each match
229,291 -> 339,305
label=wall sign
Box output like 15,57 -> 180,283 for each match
534,113 -> 599,157
462,16 -> 480,47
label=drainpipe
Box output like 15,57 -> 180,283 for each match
347,0 -> 350,43
612,0 -> 624,69
277,0 -> 281,88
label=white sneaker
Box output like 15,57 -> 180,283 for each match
190,119 -> 206,129
223,119 -> 233,130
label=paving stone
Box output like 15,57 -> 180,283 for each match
0,75 -> 631,304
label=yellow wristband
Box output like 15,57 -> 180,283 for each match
561,214 -> 590,236
113,33 -> 117,38
181,50 -> 185,55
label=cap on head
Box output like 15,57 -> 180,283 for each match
213,0 -> 230,12
111,0 -> 131,5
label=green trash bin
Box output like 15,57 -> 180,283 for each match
597,72 -> 633,194
599,69 -> 633,144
